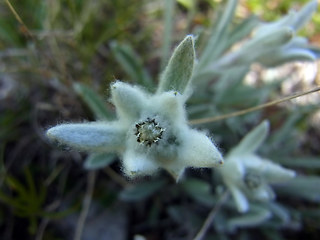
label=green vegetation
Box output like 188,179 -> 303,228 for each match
0,0 -> 319,239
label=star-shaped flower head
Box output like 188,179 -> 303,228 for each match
47,35 -> 223,180
218,121 -> 295,213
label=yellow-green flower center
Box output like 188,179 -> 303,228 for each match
244,172 -> 261,189
135,118 -> 165,146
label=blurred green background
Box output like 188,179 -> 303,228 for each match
0,0 -> 319,239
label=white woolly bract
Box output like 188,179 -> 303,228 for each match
46,122 -> 126,152
111,81 -> 147,123
219,153 -> 295,213
122,150 -> 160,176
177,128 -> 223,168
240,155 -> 296,182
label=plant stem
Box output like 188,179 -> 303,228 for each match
190,86 -> 320,125
193,191 -> 229,240
73,171 -> 96,240
4,0 -> 32,38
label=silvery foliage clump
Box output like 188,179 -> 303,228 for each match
47,0 -> 320,232
195,0 -> 318,79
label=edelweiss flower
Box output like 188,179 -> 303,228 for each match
46,36 -> 223,180
218,121 -> 295,212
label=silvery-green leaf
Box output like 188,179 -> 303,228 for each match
280,48 -> 316,62
73,83 -> 114,120
255,1 -> 317,37
255,11 -> 295,37
285,37 -> 309,48
266,202 -> 290,224
254,36 -> 317,67
228,183 -> 249,213
213,0 -> 237,36
119,179 -> 166,201
198,0 -> 237,67
84,152 -> 116,170
242,27 -> 293,54
229,120 -> 269,156
157,35 -> 195,95
205,27 -> 293,71
248,157 -> 296,183
110,42 -> 154,90
258,48 -> 316,67
273,156 -> 320,169
241,155 -> 295,183
226,16 -> 259,50
227,205 -> 271,231
233,27 -> 293,65
276,176 -> 320,202
46,122 -> 126,152
291,0 -> 318,31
